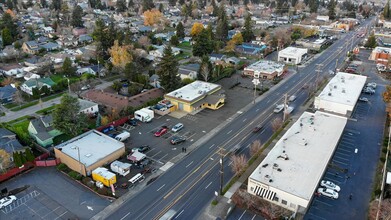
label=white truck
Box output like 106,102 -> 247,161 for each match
110,161 -> 131,176
134,108 -> 154,123
115,131 -> 130,142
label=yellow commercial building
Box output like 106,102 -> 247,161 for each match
164,80 -> 225,113
54,130 -> 125,176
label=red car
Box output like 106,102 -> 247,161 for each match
154,126 -> 168,137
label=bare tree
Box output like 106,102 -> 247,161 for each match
1,77 -> 15,86
199,63 -> 210,82
230,154 -> 248,176
271,117 -> 283,133
0,149 -> 11,173
380,199 -> 391,220
13,90 -> 24,108
250,140 -> 262,157
138,36 -> 151,48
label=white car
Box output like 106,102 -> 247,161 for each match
273,104 -> 284,113
285,106 -> 294,114
317,187 -> 339,199
288,95 -> 297,102
367,82 -> 377,89
320,180 -> 341,192
0,195 -> 17,209
171,123 -> 184,132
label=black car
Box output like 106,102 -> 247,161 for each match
129,118 -> 138,126
131,145 -> 151,153
253,126 -> 264,133
170,136 -> 186,145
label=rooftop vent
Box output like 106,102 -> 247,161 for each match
334,85 -> 337,89
273,163 -> 279,168
265,175 -> 270,178
85,153 -> 92,157
262,163 -> 269,168
277,168 -> 282,172
328,93 -> 332,96
342,89 -> 346,93
71,146 -> 76,149
269,179 -> 273,183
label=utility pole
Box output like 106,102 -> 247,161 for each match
217,147 -> 226,195
252,72 -> 260,104
315,64 -> 323,91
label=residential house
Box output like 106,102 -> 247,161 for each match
22,41 -> 41,54
28,115 -> 62,147
76,64 -> 104,76
138,25 -> 153,33
0,64 -> 24,77
23,72 -> 41,81
40,42 -> 60,52
79,99 -> 99,116
154,32 -> 175,41
235,43 -> 267,56
20,78 -> 55,95
24,56 -> 42,67
209,53 -> 227,63
78,34 -> 93,45
149,45 -> 182,58
225,57 -> 241,66
42,26 -> 55,36
178,63 -> 200,80
72,27 -> 87,37
0,128 -> 26,169
0,85 -> 17,104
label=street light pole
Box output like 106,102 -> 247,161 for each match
217,147 -> 225,195
252,72 -> 260,104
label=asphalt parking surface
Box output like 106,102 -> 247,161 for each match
227,207 -> 265,220
304,50 -> 387,220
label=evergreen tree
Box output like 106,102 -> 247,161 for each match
20,152 -> 27,164
243,0 -> 249,6
384,0 -> 390,19
128,0 -> 134,8
211,0 -> 218,16
88,0 -> 96,8
169,0 -> 176,6
216,4 -> 229,41
116,0 -> 127,12
328,0 -> 336,20
291,0 -> 298,7
71,5 -> 84,27
309,0 -> 319,13
241,14 -> 254,42
40,0 -> 48,8
206,24 -> 214,39
96,113 -> 102,127
178,0 -> 185,5
159,3 -> 164,12
1,12 -> 18,41
62,57 -> 76,76
51,0 -> 61,10
157,46 -> 181,92
142,0 -> 155,12
124,62 -> 139,81
365,33 -> 377,48
25,148 -> 35,162
170,35 -> 179,46
13,152 -> 22,167
1,28 -> 13,46
193,29 -> 213,57
176,22 -> 185,39
6,0 -> 13,10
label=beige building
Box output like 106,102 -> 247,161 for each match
54,130 -> 125,176
164,81 -> 225,113
243,60 -> 287,79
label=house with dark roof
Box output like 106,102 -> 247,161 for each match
0,85 -> 17,104
209,53 -> 227,62
22,41 -> 41,54
235,43 -> 267,55
78,34 -> 93,45
0,128 -> 26,169
178,63 -> 200,80
28,115 -> 62,147
0,64 -> 24,77
76,64 -> 105,76
20,77 -> 55,95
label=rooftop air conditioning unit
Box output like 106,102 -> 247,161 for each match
328,93 -> 332,96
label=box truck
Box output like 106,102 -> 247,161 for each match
92,167 -> 117,187
110,161 -> 131,176
134,108 -> 154,122
115,131 -> 130,142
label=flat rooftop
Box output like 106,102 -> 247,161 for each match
249,111 -> 347,201
279,47 -> 308,56
317,72 -> 367,107
244,60 -> 285,74
56,130 -> 124,167
165,80 -> 221,102
372,46 -> 391,53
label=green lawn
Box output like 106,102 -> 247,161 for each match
36,105 -> 57,115
176,51 -> 191,60
50,74 -> 79,83
6,115 -> 31,125
178,42 -> 192,50
3,103 -> 18,109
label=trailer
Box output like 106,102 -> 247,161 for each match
92,167 -> 116,187
134,108 -> 154,122
110,161 -> 131,176
115,131 -> 130,142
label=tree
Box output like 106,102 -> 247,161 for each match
158,3 -> 164,12
143,9 -> 163,26
193,29 -> 213,57
169,0 -> 176,6
191,22 -> 204,37
13,152 -> 22,167
242,14 -> 254,42
385,0 -> 390,19
128,0 -> 133,8
53,94 -> 88,136
157,46 -> 181,92
176,22 -> 185,39
111,81 -> 122,93
51,0 -> 61,10
116,0 -> 127,12
96,113 -> 102,127
216,4 -> 229,41
62,57 -> 76,76
250,140 -> 262,157
142,0 -> 155,12
230,154 -> 247,176
170,35 -> 179,46
71,5 -> 83,27
0,149 -> 11,172
1,13 -> 18,41
124,62 -> 139,81
328,0 -> 336,20
109,40 -> 133,69
1,27 -> 12,46
271,117 -> 283,132
199,55 -> 212,82
25,148 -> 35,162
365,33 -> 377,48
308,0 -> 318,13
6,0 -> 13,10
225,32 -> 243,52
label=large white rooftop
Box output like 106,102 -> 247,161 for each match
56,130 -> 124,167
279,47 -> 308,57
165,80 -> 221,102
244,60 -> 285,74
249,111 -> 347,201
316,72 -> 367,108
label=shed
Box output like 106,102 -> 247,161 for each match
127,151 -> 146,162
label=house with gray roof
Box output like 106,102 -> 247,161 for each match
20,77 -> 55,95
79,99 -> 99,116
28,115 -> 62,147
0,85 -> 17,104
0,128 -> 26,154
178,63 -> 200,80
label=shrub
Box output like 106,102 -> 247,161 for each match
211,200 -> 218,206
87,181 -> 95,188
57,163 -> 69,172
82,177 -> 92,185
380,157 -> 386,163
68,171 -> 82,180
97,187 -> 109,196
374,189 -> 382,197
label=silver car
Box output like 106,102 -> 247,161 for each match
317,187 -> 339,199
172,123 -> 184,132
320,180 -> 341,192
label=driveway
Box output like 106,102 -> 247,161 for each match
0,167 -> 110,219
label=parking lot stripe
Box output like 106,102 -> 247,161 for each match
205,181 -> 213,189
334,155 -> 350,161
227,130 -> 232,135
159,153 -> 169,161
186,161 -> 193,168
54,211 -> 68,220
151,150 -> 162,158
307,212 -> 327,220
332,160 -> 348,165
338,148 -> 353,153
335,151 -> 351,157
238,210 -> 247,220
313,199 -> 333,207
209,144 -> 215,149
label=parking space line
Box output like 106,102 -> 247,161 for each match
209,144 -> 215,149
313,198 -> 333,207
338,148 -> 353,153
227,130 -> 232,135
54,211 -> 68,220
306,212 -> 327,220
335,151 -> 351,157
332,160 -> 348,165
334,155 -> 350,161
238,210 -> 247,220
186,161 -> 193,168
151,150 -> 162,158
159,153 -> 169,161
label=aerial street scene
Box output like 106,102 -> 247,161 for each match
1,0 -> 391,219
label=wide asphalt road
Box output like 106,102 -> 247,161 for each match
97,18 -> 374,220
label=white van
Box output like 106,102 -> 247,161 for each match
115,131 -> 130,142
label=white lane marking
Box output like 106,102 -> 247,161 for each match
186,161 -> 193,168
266,100 -> 270,103
205,181 -> 213,189
175,210 -> 184,219
209,144 -> 215,149
210,157 -> 214,160
120,212 -> 131,220
228,161 -> 233,166
256,108 -> 260,112
251,214 -> 257,220
227,130 -> 232,135
238,210 -> 247,220
157,184 -> 166,192
243,118 -> 247,122
249,121 -> 254,125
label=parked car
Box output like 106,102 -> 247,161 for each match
128,118 -> 138,126
170,136 -> 186,145
81,85 -> 91,91
320,180 -> 341,192
285,106 -> 294,114
274,104 -> 284,113
363,88 -> 375,95
0,195 -> 17,209
154,126 -> 168,137
345,68 -> 356,73
135,158 -> 150,168
367,82 -> 377,89
131,145 -> 151,153
253,126 -> 264,133
172,123 -> 184,132
317,187 -> 339,199
358,97 -> 369,102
